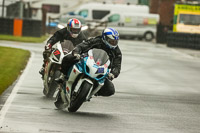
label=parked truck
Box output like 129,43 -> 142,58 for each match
173,2 -> 200,34
167,1 -> 200,49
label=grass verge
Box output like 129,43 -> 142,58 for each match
0,46 -> 30,95
0,34 -> 48,43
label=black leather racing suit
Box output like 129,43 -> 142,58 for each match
43,27 -> 87,63
61,36 -> 122,96
47,27 -> 87,46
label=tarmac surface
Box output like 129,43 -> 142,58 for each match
0,40 -> 200,133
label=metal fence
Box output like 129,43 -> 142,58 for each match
0,17 -> 42,37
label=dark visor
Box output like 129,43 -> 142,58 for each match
70,28 -> 81,34
106,37 -> 118,46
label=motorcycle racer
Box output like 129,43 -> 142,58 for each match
39,18 -> 87,77
58,27 -> 122,96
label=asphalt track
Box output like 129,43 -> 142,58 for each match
0,40 -> 200,133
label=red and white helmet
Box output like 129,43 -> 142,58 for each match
67,18 -> 82,38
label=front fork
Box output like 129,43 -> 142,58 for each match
58,77 -> 104,106
86,82 -> 104,101
43,61 -> 52,91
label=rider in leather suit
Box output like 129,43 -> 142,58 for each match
59,27 -> 122,96
39,18 -> 87,77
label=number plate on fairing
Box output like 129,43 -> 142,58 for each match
96,67 -> 104,73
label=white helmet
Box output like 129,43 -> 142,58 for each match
67,18 -> 82,38
102,28 -> 119,49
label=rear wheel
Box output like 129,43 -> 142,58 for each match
144,32 -> 154,41
68,81 -> 92,112
43,70 -> 61,98
54,90 -> 67,110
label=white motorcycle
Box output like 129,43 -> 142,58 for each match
43,40 -> 74,98
54,48 -> 110,112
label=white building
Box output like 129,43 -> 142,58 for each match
0,0 -> 138,20
0,0 -> 15,17
30,0 -> 138,20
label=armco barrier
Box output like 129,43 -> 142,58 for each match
0,17 -> 42,37
167,31 -> 200,50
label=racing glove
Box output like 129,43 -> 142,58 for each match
45,43 -> 52,50
73,53 -> 81,60
72,48 -> 81,60
108,73 -> 115,81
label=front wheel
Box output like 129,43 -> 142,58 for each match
68,81 -> 92,112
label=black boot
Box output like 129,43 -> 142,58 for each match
39,61 -> 46,78
55,73 -> 67,83
39,67 -> 44,75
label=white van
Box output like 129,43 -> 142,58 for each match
75,2 -> 149,21
99,12 -> 159,41
74,2 -> 159,41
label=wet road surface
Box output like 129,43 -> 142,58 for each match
0,40 -> 200,133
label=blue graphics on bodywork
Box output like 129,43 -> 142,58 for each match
74,56 -> 109,84
93,64 -> 99,68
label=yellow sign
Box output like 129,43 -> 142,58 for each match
174,4 -> 200,15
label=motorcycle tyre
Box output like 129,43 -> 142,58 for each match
68,81 -> 91,112
43,70 -> 61,98
54,91 -> 66,110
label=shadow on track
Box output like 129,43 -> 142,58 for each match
55,109 -> 114,119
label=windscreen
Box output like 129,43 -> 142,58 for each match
60,40 -> 74,54
92,49 -> 109,65
92,10 -> 110,20
179,14 -> 200,25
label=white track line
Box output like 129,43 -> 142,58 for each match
0,52 -> 34,126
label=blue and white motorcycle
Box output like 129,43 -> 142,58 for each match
54,48 -> 110,112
